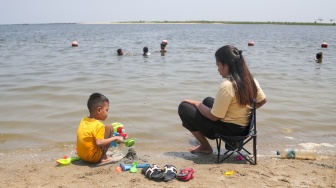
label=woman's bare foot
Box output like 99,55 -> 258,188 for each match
100,155 -> 113,163
188,145 -> 213,154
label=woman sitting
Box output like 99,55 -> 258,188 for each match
178,45 -> 267,154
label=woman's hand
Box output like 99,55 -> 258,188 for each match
183,99 -> 219,121
182,99 -> 200,106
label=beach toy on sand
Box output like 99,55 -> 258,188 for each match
235,155 -> 243,161
120,162 -> 150,171
224,171 -> 236,176
130,162 -> 138,173
115,166 -> 122,172
56,156 -> 80,165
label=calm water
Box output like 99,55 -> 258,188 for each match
0,24 -> 335,154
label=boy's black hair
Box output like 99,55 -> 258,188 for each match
87,93 -> 109,113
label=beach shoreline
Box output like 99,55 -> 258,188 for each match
77,21 -> 336,26
1,143 -> 335,187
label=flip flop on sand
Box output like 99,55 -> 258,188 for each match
176,168 -> 194,181
162,165 -> 177,182
141,164 -> 164,181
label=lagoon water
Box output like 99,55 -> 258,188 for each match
0,24 -> 335,154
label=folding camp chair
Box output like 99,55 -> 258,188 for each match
215,99 -> 257,165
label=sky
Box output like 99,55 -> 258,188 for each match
0,0 -> 335,25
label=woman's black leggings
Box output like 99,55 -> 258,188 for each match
178,97 -> 247,139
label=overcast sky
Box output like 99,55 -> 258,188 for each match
0,0 -> 335,24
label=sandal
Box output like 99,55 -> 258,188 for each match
176,168 -> 194,181
162,165 -> 177,182
141,164 -> 164,181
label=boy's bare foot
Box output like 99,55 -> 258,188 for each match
188,145 -> 213,154
100,155 -> 113,163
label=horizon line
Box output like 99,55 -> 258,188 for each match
1,20 -> 335,26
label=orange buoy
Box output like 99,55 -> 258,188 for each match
248,41 -> 254,46
72,41 -> 78,47
321,42 -> 328,48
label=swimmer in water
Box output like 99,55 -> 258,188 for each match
143,46 -> 150,56
315,52 -> 323,63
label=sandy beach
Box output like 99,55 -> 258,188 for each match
1,142 -> 335,188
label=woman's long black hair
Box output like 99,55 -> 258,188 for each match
215,45 -> 257,106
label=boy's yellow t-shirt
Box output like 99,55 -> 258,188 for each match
76,116 -> 105,163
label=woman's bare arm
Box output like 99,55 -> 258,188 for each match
183,99 -> 220,121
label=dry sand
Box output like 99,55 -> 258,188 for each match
0,142 -> 335,188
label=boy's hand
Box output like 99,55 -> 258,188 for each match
115,136 -> 124,144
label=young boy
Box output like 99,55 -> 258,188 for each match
76,93 -> 123,163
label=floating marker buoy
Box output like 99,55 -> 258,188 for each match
321,42 -> 328,48
248,41 -> 254,46
72,41 -> 78,47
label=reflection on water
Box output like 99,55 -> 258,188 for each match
0,24 -> 335,153
314,62 -> 322,77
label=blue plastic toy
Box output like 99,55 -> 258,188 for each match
120,162 -> 150,171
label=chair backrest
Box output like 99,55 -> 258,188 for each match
247,99 -> 256,135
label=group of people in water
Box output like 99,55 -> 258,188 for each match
117,40 -> 168,57
116,39 -> 324,63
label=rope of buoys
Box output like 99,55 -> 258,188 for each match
248,41 -> 254,46
72,41 -> 78,47
321,42 -> 328,48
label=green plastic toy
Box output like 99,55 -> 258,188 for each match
124,138 -> 135,147
129,162 -> 138,173
56,156 -> 80,165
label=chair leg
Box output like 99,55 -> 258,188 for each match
237,150 -> 254,164
216,138 -> 221,163
253,136 -> 257,165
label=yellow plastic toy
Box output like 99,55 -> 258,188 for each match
224,171 -> 236,176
